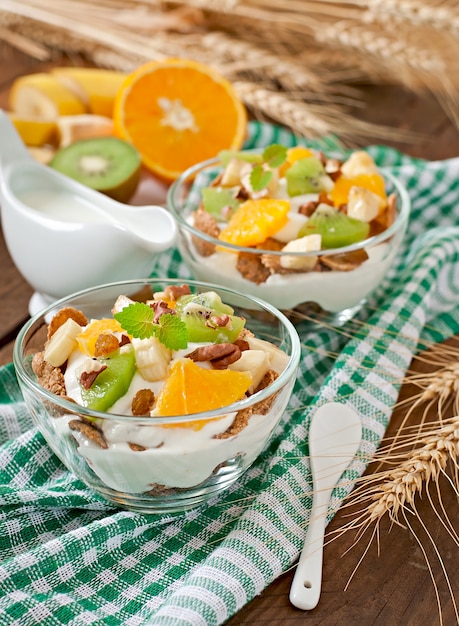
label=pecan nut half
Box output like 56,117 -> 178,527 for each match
186,343 -> 242,369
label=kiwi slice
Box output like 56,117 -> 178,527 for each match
175,291 -> 246,343
285,156 -> 331,196
80,346 -> 136,412
50,136 -> 141,203
201,187 -> 241,221
298,204 -> 370,249
218,149 -> 263,167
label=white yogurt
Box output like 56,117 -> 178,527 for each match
182,239 -> 393,312
59,329 -> 291,493
54,394 -> 287,492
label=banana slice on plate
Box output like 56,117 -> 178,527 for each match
51,67 -> 127,117
9,72 -> 87,118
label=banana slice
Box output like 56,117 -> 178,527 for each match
246,336 -> 290,373
132,336 -> 172,382
220,157 -> 245,187
10,73 -> 87,118
280,233 -> 322,270
228,349 -> 270,392
51,67 -> 127,117
8,112 -> 58,147
56,114 -> 114,147
27,146 -> 56,164
44,318 -> 83,367
341,151 -> 379,178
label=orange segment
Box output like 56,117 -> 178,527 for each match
330,173 -> 387,207
154,358 -> 252,425
76,318 -> 123,356
113,58 -> 247,181
219,198 -> 289,247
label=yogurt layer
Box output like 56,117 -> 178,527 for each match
181,238 -> 394,312
39,290 -> 292,493
54,382 -> 291,493
58,347 -> 291,492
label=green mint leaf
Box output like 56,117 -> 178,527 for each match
114,303 -> 189,348
114,302 -> 156,340
157,314 -> 188,350
250,165 -> 272,192
262,144 -> 287,168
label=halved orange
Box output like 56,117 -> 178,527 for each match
154,358 -> 252,425
113,58 -> 247,181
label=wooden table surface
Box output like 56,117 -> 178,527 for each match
1,55 -> 459,626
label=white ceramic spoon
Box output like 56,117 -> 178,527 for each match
289,402 -> 362,610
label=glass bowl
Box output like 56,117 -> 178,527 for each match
167,156 -> 411,326
13,278 -> 301,514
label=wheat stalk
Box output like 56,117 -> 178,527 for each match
365,0 -> 459,35
360,418 -> 459,524
2,0 -> 459,142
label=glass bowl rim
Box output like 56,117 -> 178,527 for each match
13,277 -> 301,426
167,155 -> 411,257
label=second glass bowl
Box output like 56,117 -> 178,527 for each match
168,156 -> 411,326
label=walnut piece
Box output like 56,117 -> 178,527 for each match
186,343 -> 242,369
163,284 -> 191,301
192,208 -> 220,256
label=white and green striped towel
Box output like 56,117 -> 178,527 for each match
1,121 -> 459,625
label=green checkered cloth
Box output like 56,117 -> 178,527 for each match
1,121 -> 459,625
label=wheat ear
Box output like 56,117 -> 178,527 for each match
365,0 -> 459,35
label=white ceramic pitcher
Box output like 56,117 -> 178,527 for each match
0,110 -> 177,311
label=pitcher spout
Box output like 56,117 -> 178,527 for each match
0,109 -> 32,170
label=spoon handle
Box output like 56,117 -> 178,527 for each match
289,489 -> 331,610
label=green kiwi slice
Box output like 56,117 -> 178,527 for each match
80,346 -> 137,412
201,187 -> 241,221
298,204 -> 370,249
50,136 -> 141,203
175,291 -> 246,343
286,156 -> 330,196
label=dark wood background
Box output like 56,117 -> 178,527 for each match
1,53 -> 459,626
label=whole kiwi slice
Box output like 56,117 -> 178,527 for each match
49,136 -> 141,203
298,204 -> 370,249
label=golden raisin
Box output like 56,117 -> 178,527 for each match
132,389 -> 156,416
94,333 -> 120,357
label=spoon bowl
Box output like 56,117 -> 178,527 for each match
290,402 -> 362,610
